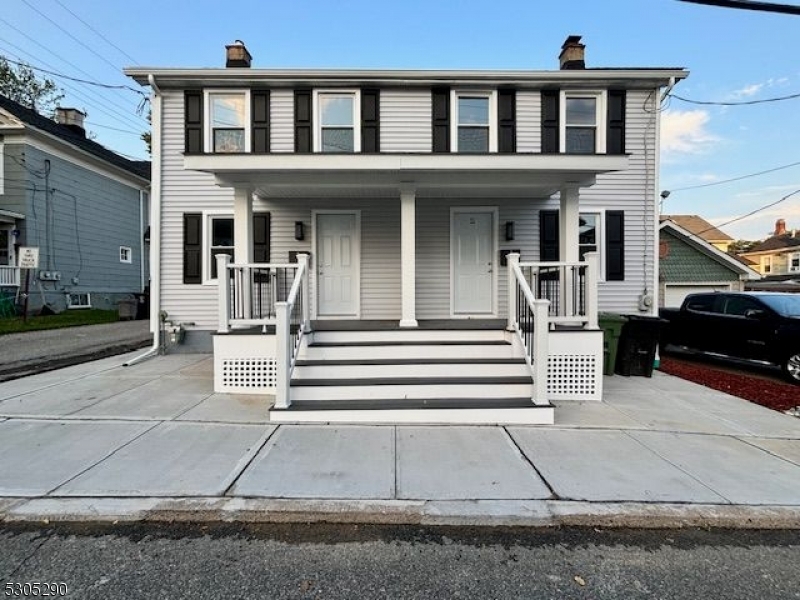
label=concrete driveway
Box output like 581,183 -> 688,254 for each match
1,351 -> 799,527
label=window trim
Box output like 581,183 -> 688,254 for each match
202,211 -> 235,284
119,246 -> 132,264
313,89 -> 361,153
450,90 -> 498,153
762,255 -> 773,274
789,252 -> 800,273
66,292 -> 92,309
204,89 -> 251,153
579,210 -> 606,280
559,90 -> 607,154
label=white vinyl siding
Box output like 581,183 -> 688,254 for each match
270,89 -> 294,152
380,89 -> 432,152
515,91 -> 541,152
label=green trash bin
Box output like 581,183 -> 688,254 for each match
598,313 -> 627,376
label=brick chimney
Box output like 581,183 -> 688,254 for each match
225,40 -> 252,68
54,107 -> 86,137
559,35 -> 585,70
775,218 -> 787,236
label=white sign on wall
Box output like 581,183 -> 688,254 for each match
18,247 -> 39,269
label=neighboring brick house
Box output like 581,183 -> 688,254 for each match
659,219 -> 759,307
0,94 -> 150,312
739,219 -> 800,277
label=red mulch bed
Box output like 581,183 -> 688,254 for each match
659,355 -> 799,413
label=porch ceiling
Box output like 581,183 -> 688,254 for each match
183,153 -> 629,198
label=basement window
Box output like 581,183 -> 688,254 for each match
67,293 -> 91,309
120,246 -> 132,263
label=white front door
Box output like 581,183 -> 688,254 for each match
452,210 -> 494,314
316,212 -> 359,317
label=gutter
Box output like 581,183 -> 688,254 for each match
124,74 -> 162,367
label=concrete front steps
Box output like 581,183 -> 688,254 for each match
268,328 -> 554,425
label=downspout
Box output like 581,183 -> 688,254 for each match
125,73 -> 162,367
139,189 -> 146,292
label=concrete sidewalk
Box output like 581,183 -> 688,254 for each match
0,321 -> 152,382
1,352 -> 799,528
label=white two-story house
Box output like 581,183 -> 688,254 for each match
126,37 -> 687,425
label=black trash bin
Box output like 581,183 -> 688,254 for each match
133,292 -> 150,320
614,315 -> 667,377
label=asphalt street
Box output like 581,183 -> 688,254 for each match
2,524 -> 799,599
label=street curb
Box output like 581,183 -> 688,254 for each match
2,497 -> 800,529
0,339 -> 152,383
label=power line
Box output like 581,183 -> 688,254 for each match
669,91 -> 800,106
695,188 -> 800,236
85,121 -> 143,135
19,0 -> 125,73
52,0 -> 139,65
0,54 -> 146,96
678,0 -> 800,15
669,160 -> 800,192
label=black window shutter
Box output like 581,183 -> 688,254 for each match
539,210 -> 560,261
183,213 -> 202,284
185,90 -> 203,154
607,90 -> 626,155
431,87 -> 450,153
252,90 -> 270,154
498,89 -> 516,153
606,210 -> 625,281
361,88 -> 380,153
541,89 -> 560,154
294,89 -> 312,153
253,213 -> 270,262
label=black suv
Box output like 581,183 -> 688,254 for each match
660,292 -> 800,384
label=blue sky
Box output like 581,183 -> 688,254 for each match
2,0 -> 799,240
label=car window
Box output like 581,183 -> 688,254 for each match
757,294 -> 800,317
723,296 -> 763,317
685,295 -> 718,313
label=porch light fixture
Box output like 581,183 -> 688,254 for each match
294,221 -> 305,241
505,221 -> 515,241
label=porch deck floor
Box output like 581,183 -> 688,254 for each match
312,319 -> 508,331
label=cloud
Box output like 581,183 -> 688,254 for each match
660,109 -> 718,156
733,83 -> 763,98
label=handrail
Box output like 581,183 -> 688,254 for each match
274,253 -> 310,409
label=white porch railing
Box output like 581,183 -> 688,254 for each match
507,252 -> 599,404
516,253 -> 598,329
0,266 -> 20,287
216,253 -> 310,408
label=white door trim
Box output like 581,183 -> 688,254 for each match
449,206 -> 499,318
312,209 -> 361,319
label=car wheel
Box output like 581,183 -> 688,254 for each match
783,351 -> 800,385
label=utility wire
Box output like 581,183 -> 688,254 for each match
19,0 -> 125,73
678,0 -> 800,15
85,121 -> 143,135
52,0 -> 139,65
669,91 -> 800,106
694,188 -> 800,236
670,160 -> 800,192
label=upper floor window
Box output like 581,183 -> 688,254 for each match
207,91 -> 250,153
790,253 -> 800,273
315,91 -> 360,153
119,246 -> 132,264
451,91 -> 497,153
763,255 -> 772,274
561,91 -> 606,154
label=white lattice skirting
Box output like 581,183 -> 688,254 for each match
213,334 -> 277,394
546,330 -> 603,401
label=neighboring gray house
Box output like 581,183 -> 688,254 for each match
0,94 -> 150,312
126,37 -> 687,425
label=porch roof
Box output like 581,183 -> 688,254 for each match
184,153 -> 630,198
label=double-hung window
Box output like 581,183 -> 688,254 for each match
763,256 -> 772,274
452,91 -> 496,153
790,253 -> 800,273
579,211 -> 605,279
561,91 -> 605,154
207,91 -> 249,153
208,216 -> 234,279
316,91 -> 359,152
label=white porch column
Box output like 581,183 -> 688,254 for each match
399,188 -> 418,328
559,184 -> 580,263
233,187 -> 253,263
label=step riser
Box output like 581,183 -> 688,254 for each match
292,363 -> 531,381
299,344 -> 523,361
269,407 -> 554,425
290,383 -> 534,402
311,330 -> 510,344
